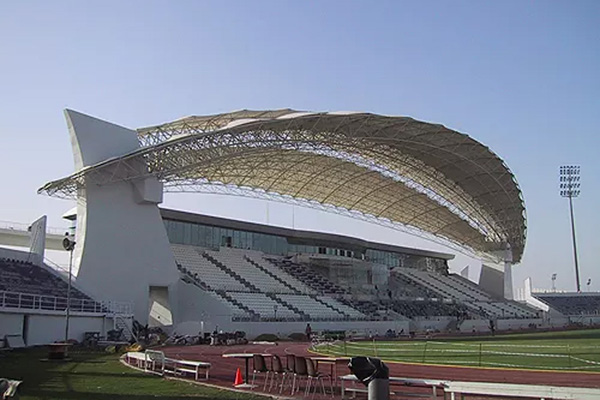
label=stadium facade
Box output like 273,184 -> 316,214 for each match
32,109 -> 538,338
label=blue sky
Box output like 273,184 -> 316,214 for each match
0,1 -> 598,292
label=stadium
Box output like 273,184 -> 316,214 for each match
2,109 -> 600,399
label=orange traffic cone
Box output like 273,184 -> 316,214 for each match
234,367 -> 243,386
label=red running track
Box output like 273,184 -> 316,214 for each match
154,342 -> 600,399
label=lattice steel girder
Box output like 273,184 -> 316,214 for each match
39,110 -> 527,262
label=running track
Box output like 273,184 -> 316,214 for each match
155,342 -> 600,399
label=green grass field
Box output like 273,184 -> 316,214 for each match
0,348 -> 264,400
313,329 -> 600,371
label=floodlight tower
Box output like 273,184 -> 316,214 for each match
559,165 -> 581,292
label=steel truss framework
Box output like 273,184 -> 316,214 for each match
39,110 -> 527,262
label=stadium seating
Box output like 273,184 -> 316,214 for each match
276,294 -> 346,320
317,296 -> 366,320
245,253 -> 314,294
171,245 -> 248,292
389,272 -> 440,299
170,244 -> 538,323
395,268 -> 537,319
207,248 -> 294,294
226,291 -> 300,320
0,257 -> 90,300
534,293 -> 600,316
266,257 -> 350,295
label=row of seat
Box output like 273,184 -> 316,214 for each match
226,292 -> 299,319
250,354 -> 333,397
395,268 -> 537,319
535,294 -> 600,316
269,258 -> 349,295
207,248 -> 294,294
245,254 -> 314,294
172,245 -> 538,322
317,296 -> 366,319
0,258 -> 91,300
278,294 -> 345,320
172,245 -> 247,292
174,246 -> 368,321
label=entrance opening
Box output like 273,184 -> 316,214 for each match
148,286 -> 173,327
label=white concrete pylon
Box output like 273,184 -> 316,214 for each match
502,244 -> 514,300
64,110 -> 179,325
28,215 -> 47,265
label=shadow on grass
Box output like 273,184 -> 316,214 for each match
23,390 -> 234,400
42,370 -> 158,379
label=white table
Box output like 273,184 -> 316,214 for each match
310,356 -> 350,381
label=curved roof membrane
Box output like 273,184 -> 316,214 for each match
39,109 -> 526,262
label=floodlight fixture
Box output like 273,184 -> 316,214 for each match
559,165 -> 582,292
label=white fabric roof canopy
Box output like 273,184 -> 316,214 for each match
40,110 -> 526,262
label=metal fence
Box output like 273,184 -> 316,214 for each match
0,291 -> 132,315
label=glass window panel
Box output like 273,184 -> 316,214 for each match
183,223 -> 191,245
174,221 -> 184,244
198,224 -> 206,247
233,230 -> 241,248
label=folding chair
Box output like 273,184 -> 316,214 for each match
250,354 -> 270,391
305,358 -> 333,398
291,356 -> 308,395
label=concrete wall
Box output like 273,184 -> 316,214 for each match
0,310 -> 105,346
460,318 -> 548,333
479,264 -> 504,299
226,320 -> 410,340
412,317 -> 454,332
0,313 -> 23,338
176,317 -> 410,340
27,314 -> 104,345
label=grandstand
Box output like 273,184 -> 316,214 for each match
0,247 -> 132,346
2,108 -> 549,343
159,207 -> 541,335
534,292 -> 600,317
0,258 -> 87,300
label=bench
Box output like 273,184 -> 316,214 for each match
125,351 -> 211,381
340,374 -> 446,399
144,350 -> 167,374
172,359 -> 211,380
125,352 -> 147,368
444,381 -> 600,400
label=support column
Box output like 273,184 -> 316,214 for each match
485,243 -> 513,300
65,110 -> 179,325
503,260 -> 513,300
28,215 -> 47,266
501,244 -> 513,300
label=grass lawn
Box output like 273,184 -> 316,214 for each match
0,348 -> 266,400
313,329 -> 600,371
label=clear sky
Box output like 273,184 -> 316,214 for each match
0,1 -> 598,292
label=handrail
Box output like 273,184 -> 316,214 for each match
0,290 -> 132,315
0,220 -> 68,236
